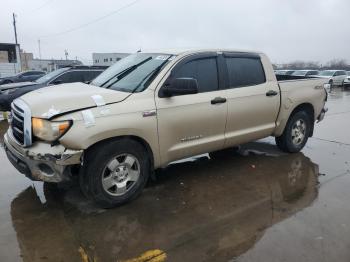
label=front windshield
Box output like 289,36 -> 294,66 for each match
35,68 -> 68,84
319,71 -> 334,76
292,70 -> 307,76
347,71 -> 350,76
91,53 -> 174,93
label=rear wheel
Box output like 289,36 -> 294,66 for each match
3,79 -> 12,84
80,138 -> 150,208
275,111 -> 312,153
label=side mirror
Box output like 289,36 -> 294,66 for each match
162,78 -> 199,97
51,80 -> 63,85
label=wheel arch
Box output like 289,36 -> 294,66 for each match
85,135 -> 155,173
274,102 -> 315,137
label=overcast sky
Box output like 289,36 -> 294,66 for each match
1,0 -> 349,65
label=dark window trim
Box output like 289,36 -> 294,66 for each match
222,53 -> 266,89
158,52 -> 221,98
48,69 -> 103,85
223,52 -> 261,59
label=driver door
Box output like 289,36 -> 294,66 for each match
155,53 -> 227,165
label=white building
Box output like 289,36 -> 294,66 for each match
28,59 -> 82,72
92,53 -> 130,66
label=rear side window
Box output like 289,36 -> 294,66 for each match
173,57 -> 219,93
306,71 -> 318,76
30,71 -> 44,75
85,70 -> 103,81
54,71 -> 85,83
225,57 -> 266,88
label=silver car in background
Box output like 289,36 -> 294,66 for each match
316,70 -> 347,87
343,71 -> 350,88
291,70 -> 319,77
275,70 -> 295,75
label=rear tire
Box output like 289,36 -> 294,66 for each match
275,111 -> 312,153
80,138 -> 150,208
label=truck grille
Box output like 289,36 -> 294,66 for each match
10,100 -> 32,147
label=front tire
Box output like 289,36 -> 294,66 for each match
275,111 -> 312,153
81,138 -> 150,208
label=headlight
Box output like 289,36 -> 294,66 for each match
32,118 -> 72,142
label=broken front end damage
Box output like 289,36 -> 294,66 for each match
4,131 -> 83,183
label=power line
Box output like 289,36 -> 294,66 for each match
31,0 -> 55,12
40,0 -> 142,38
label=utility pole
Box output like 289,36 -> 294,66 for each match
12,13 -> 18,44
38,39 -> 42,59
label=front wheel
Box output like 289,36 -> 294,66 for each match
275,111 -> 312,153
80,139 -> 150,208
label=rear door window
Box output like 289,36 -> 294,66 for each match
173,57 -> 219,93
85,70 -> 103,82
225,57 -> 266,88
54,71 -> 85,83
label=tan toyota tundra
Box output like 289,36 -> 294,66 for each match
4,49 -> 328,207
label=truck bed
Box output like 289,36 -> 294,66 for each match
273,76 -> 327,136
275,74 -> 318,81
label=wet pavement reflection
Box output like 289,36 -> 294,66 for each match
0,89 -> 350,262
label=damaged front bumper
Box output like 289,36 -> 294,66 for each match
4,130 -> 83,182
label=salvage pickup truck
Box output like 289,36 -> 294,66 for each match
3,49 -> 328,207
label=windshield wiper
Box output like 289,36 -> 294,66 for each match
101,56 -> 152,88
129,58 -> 171,94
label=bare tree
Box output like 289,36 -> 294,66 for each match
275,59 -> 349,70
324,59 -> 349,70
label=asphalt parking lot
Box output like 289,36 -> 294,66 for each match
0,89 -> 349,262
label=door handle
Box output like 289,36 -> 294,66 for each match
211,97 -> 227,105
266,90 -> 278,97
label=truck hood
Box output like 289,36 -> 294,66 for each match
19,82 -> 131,119
0,82 -> 36,91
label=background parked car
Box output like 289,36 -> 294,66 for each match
291,70 -> 319,77
343,71 -> 350,88
316,70 -> 347,87
275,70 -> 295,75
0,70 -> 46,85
0,65 -> 108,111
